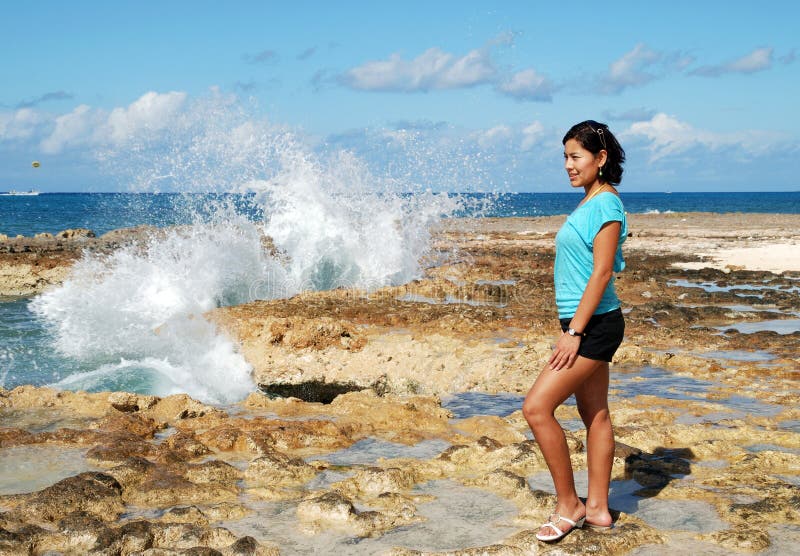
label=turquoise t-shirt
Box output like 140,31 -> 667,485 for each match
554,192 -> 627,319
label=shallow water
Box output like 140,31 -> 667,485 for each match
779,419 -> 800,433
221,479 -> 518,554
442,391 -> 526,419
0,445 -> 98,495
668,279 -> 800,295
695,349 -> 776,362
717,319 -> 800,335
611,366 -> 713,402
745,443 -> 800,455
312,437 -> 451,466
0,407 -> 98,433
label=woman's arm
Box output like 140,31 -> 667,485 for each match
549,220 -> 621,371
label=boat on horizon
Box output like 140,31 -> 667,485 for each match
0,189 -> 40,196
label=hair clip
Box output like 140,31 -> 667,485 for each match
594,128 -> 607,150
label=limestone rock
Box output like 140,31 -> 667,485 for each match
5,472 -> 124,523
244,451 -> 318,486
296,491 -> 421,537
56,228 -> 96,239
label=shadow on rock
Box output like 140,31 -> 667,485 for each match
624,446 -> 693,498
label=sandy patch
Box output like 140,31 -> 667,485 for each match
673,242 -> 800,273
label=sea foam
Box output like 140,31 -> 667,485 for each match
31,95 -> 462,403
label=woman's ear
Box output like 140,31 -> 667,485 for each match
598,150 -> 608,167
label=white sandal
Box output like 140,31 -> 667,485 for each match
535,513 -> 586,542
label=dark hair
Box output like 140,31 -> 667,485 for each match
562,120 -> 625,185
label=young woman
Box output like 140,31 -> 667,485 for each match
522,120 -> 627,542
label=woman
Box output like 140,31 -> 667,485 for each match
522,120 -> 627,542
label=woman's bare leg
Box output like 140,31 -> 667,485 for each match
575,360 -> 614,527
522,356 -> 604,536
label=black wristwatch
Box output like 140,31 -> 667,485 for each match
567,328 -> 584,338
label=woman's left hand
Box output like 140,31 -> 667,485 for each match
549,333 -> 581,371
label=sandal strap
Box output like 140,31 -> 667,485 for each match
552,514 -> 577,527
543,521 -> 564,536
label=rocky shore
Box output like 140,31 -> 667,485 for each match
1,213 -> 799,554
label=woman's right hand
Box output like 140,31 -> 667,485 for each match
549,333 -> 581,371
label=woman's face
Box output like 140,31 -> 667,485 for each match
563,138 -> 606,189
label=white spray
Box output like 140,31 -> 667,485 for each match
31,94 -> 462,403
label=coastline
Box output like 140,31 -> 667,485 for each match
1,212 -> 799,554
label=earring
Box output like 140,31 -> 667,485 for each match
599,167 -> 603,177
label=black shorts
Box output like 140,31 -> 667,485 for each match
559,308 -> 625,362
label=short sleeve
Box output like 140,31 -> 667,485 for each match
583,194 -> 626,247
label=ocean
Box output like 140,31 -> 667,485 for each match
1,191 -> 799,238
1,189 -> 798,401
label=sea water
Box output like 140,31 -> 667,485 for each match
1,96 -> 464,403
3,191 -> 800,238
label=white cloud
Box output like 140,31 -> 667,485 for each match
690,47 -> 773,77
496,69 -> 554,101
341,47 -> 496,92
623,113 -> 777,161
599,43 -> 662,94
40,105 -> 101,154
520,121 -> 545,151
0,108 -> 47,141
475,125 -> 513,147
39,91 -> 187,153
107,91 -> 187,143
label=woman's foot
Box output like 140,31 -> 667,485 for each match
584,504 -> 612,529
536,501 -> 586,541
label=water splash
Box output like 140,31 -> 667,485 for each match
30,93 -> 466,403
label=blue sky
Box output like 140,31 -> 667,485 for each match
1,0 -> 798,192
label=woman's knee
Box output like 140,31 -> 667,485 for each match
522,396 -> 555,427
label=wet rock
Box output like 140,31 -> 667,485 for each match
244,451 -> 318,486
86,433 -> 158,465
196,417 -> 352,456
161,431 -> 213,460
453,416 -> 526,445
0,427 -> 36,448
0,385 -> 111,418
296,491 -> 421,537
464,470 -> 531,500
56,228 -> 96,239
435,439 -> 548,478
333,466 -> 422,497
160,506 -> 210,526
723,485 -> 800,527
706,526 -> 771,552
124,468 -> 238,508
297,491 -> 356,523
108,391 -> 159,412
141,394 -> 227,424
201,503 -> 252,522
107,456 -> 158,490
180,460 -> 241,484
5,472 -> 124,523
94,410 -> 163,438
52,511 -> 114,553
